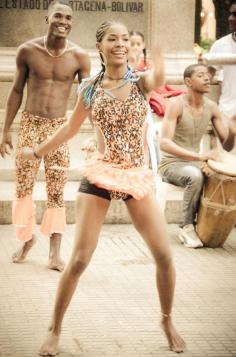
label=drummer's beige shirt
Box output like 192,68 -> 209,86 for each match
158,95 -> 212,175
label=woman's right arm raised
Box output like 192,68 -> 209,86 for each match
20,95 -> 90,160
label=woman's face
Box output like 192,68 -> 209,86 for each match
98,24 -> 130,66
130,34 -> 145,57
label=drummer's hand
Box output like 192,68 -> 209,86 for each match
201,161 -> 212,176
199,149 -> 222,162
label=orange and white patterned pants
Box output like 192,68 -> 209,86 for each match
12,111 -> 70,241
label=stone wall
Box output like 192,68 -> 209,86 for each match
0,0 -> 150,48
149,0 -> 195,52
0,0 -> 196,53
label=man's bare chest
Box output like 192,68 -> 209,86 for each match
28,55 -> 78,82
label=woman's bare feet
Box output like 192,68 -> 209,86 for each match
12,235 -> 36,263
161,316 -> 186,353
39,329 -> 60,356
48,257 -> 65,272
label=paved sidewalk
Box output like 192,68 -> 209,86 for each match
0,224 -> 236,357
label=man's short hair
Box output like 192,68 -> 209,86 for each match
230,0 -> 236,6
48,0 -> 72,12
183,64 -> 206,79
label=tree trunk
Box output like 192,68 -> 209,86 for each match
213,0 -> 231,39
195,0 -> 202,43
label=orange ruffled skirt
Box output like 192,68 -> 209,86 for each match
79,153 -> 156,200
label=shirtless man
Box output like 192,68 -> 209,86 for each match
159,64 -> 236,248
0,0 -> 90,271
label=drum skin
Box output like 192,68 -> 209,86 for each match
197,171 -> 236,247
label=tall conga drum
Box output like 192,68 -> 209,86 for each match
197,152 -> 236,247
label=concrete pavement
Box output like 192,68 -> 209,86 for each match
0,224 -> 236,357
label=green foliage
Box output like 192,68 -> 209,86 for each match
200,38 -> 215,52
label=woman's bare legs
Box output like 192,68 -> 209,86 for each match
39,193 -> 110,356
126,193 -> 186,353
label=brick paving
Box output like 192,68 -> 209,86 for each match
0,224 -> 236,357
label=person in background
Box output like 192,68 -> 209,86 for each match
0,0 -> 90,271
129,30 -> 151,71
159,64 -> 236,249
129,30 -> 159,171
206,0 -> 236,157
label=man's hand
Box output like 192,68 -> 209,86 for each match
199,149 -> 223,162
0,132 -> 13,158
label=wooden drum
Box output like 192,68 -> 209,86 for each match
197,152 -> 236,247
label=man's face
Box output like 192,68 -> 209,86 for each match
47,4 -> 73,38
229,4 -> 236,33
186,66 -> 210,94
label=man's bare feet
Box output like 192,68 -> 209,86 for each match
48,257 -> 65,272
161,316 -> 186,353
12,235 -> 36,263
39,329 -> 60,356
48,233 -> 65,272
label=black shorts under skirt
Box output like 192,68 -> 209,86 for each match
78,178 -> 133,201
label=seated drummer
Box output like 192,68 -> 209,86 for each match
158,64 -> 236,248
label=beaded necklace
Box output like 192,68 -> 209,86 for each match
44,36 -> 68,58
80,66 -> 139,108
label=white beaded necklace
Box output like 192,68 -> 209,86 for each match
44,36 -> 68,58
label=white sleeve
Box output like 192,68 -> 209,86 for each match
207,40 -> 222,72
217,69 -> 223,82
209,40 -> 222,54
202,52 -> 236,65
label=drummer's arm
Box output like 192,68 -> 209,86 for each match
211,102 -> 236,151
160,99 -> 202,161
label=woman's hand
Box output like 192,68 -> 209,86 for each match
18,147 -> 38,160
139,43 -> 165,93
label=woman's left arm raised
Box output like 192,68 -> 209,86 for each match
138,45 -> 165,95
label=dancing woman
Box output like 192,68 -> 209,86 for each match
21,21 -> 186,355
